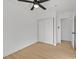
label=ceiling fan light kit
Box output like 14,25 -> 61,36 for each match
34,4 -> 39,8
18,0 -> 49,10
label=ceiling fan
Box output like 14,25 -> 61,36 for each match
18,0 -> 49,10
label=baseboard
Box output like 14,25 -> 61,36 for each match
4,41 -> 37,57
61,40 -> 71,43
37,41 -> 55,46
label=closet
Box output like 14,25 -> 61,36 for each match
37,18 -> 54,45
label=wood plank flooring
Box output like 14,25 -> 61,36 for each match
4,42 -> 75,59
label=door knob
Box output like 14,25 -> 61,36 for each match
72,32 -> 76,34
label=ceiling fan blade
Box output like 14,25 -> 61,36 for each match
18,0 -> 34,3
38,0 -> 49,3
31,5 -> 34,10
38,3 -> 46,10
34,0 -> 37,2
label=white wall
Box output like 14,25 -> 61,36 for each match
3,0 -> 37,56
3,0 -> 75,56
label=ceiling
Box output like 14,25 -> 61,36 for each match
7,0 -> 76,14
29,0 -> 75,12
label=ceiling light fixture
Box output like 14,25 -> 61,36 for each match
34,4 -> 39,8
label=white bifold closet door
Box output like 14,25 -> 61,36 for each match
38,19 -> 54,44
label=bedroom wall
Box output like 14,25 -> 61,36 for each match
3,0 -> 37,56
3,0 -> 75,57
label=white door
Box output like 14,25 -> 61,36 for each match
61,17 -> 75,48
61,18 -> 73,41
38,19 -> 54,44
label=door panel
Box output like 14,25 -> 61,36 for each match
38,20 -> 45,42
61,18 -> 73,41
38,19 -> 54,44
61,17 -> 75,48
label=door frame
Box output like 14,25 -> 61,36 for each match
60,16 -> 75,48
37,17 -> 57,46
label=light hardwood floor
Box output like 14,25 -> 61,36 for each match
4,42 -> 75,59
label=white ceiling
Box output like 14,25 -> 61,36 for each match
29,0 -> 76,12
7,0 -> 76,14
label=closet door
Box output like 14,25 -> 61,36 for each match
38,19 -> 54,44
38,20 -> 45,43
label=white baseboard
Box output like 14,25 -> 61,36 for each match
4,41 -> 37,57
38,41 -> 54,45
